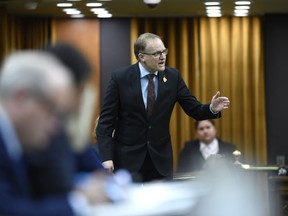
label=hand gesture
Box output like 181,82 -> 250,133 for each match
210,91 -> 230,112
102,160 -> 114,173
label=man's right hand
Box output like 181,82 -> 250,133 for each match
102,160 -> 114,173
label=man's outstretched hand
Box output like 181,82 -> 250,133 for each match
210,91 -> 230,112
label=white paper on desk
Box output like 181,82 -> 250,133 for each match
89,180 -> 208,216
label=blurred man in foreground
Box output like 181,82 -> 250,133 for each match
0,51 -> 109,216
27,43 -> 104,198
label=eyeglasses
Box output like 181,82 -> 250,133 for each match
141,48 -> 168,58
32,93 -> 70,124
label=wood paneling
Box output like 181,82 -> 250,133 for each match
52,19 -> 100,143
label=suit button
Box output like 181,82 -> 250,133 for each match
148,126 -> 152,129
147,141 -> 150,145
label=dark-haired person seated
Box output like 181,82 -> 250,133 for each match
0,51 -> 110,216
176,119 -> 236,174
26,43 -> 105,198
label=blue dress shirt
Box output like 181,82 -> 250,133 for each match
139,62 -> 158,109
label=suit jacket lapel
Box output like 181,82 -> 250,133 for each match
13,156 -> 31,196
151,70 -> 168,117
129,64 -> 147,115
156,70 -> 168,101
0,138 -> 31,196
129,66 -> 168,119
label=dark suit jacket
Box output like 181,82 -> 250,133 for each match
96,63 -> 220,177
27,131 -> 104,198
0,134 -> 74,216
176,138 -> 236,173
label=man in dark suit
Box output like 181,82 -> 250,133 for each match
0,51 -> 109,216
177,119 -> 236,173
96,32 -> 230,182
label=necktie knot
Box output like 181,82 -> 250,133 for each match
147,73 -> 155,81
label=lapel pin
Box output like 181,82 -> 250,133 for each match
163,76 -> 167,82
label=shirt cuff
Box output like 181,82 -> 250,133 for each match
209,104 -> 219,114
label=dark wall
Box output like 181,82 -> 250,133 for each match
99,19 -> 131,106
264,14 -> 288,165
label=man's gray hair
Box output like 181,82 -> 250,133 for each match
134,32 -> 162,60
0,51 -> 72,100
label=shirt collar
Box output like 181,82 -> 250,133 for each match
138,62 -> 158,78
199,138 -> 218,151
199,138 -> 219,160
0,105 -> 22,161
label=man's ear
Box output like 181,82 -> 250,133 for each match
138,53 -> 145,62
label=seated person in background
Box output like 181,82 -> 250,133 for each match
176,119 -> 236,173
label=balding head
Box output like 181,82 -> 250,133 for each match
0,51 -> 74,107
0,51 -> 75,150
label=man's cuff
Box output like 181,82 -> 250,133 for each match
209,104 -> 219,114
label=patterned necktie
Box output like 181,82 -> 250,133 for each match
147,74 -> 155,117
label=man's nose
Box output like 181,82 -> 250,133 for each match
159,53 -> 165,59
